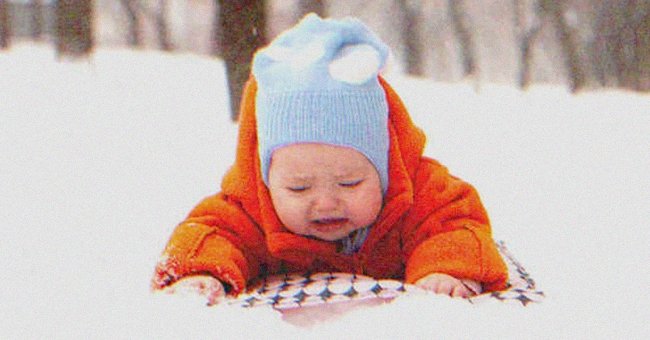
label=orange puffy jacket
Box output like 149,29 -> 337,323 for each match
152,77 -> 508,295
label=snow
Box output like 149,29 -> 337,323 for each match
1,44 -> 649,339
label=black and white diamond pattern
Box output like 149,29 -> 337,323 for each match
230,241 -> 544,309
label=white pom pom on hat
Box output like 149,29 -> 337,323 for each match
329,44 -> 383,85
252,13 -> 391,193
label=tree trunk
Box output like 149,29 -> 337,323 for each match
616,1 -> 635,89
55,0 -> 94,58
448,0 -> 477,78
298,0 -> 326,17
539,0 -> 586,92
513,0 -> 542,89
30,0 -> 44,41
518,29 -> 541,89
0,0 -> 10,49
218,0 -> 266,121
615,0 -> 650,91
120,0 -> 142,47
210,1 -> 221,56
155,0 -> 173,51
590,2 -> 609,86
634,2 -> 650,91
397,0 -> 424,76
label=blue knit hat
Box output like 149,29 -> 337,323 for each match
253,14 -> 390,192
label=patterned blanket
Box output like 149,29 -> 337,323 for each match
230,241 -> 544,309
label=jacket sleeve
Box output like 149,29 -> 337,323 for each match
151,193 -> 266,295
402,159 -> 508,292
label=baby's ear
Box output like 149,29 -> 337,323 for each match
328,44 -> 382,85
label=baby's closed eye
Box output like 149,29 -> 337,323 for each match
339,179 -> 363,188
287,185 -> 310,192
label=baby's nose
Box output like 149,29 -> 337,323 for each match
312,191 -> 339,212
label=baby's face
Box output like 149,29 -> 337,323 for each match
268,143 -> 383,241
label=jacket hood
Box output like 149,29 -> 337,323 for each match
221,76 -> 426,262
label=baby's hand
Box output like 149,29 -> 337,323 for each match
415,273 -> 480,298
161,275 -> 226,306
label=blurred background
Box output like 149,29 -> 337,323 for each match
1,0 -> 648,119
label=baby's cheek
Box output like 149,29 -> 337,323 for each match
274,197 -> 303,226
354,198 -> 382,225
363,191 -> 383,217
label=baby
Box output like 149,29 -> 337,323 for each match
152,14 -> 508,305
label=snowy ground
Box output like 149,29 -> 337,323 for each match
1,44 -> 649,339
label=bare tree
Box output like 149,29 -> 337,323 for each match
30,0 -> 44,41
298,0 -> 326,17
120,0 -> 142,47
613,1 -> 637,90
634,3 -> 650,91
611,0 -> 650,91
538,0 -> 585,92
590,2 -> 611,87
217,0 -> 267,121
513,0 -> 542,89
447,0 -> 477,78
210,2 -> 221,56
55,0 -> 94,58
154,0 -> 172,51
397,0 -> 425,76
132,0 -> 173,51
0,0 -> 10,49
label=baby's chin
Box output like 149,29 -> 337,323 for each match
307,231 -> 349,242
305,225 -> 363,242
